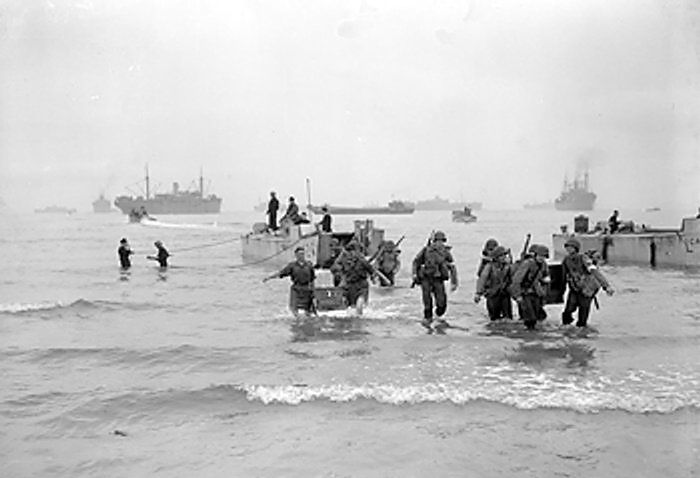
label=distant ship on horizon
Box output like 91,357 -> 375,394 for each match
554,171 -> 596,211
92,193 -> 115,213
414,196 -> 482,211
114,166 -> 222,215
308,200 -> 415,215
35,205 -> 77,214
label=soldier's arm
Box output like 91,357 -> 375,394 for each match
267,263 -> 292,281
475,263 -> 491,297
583,256 -> 613,293
412,248 -> 425,277
447,255 -> 459,289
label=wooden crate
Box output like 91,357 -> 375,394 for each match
314,287 -> 347,311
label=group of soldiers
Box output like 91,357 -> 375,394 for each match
473,236 -> 614,330
263,229 -> 615,332
263,237 -> 401,317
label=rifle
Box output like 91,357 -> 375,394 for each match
519,233 -> 532,261
411,232 -> 434,288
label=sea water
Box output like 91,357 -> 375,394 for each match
1,209 -> 698,477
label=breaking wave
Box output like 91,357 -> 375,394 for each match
32,381 -> 699,423
0,299 -> 153,315
240,381 -> 699,414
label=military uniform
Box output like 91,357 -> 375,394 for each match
332,244 -> 374,307
278,259 -> 316,314
412,231 -> 458,328
561,238 -> 612,327
374,240 -> 401,286
475,246 -> 512,320
510,244 -> 550,329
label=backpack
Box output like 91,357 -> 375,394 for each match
344,253 -> 370,283
421,244 -> 450,280
565,253 -> 601,298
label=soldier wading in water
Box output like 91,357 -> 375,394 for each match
263,246 -> 317,318
412,231 -> 459,333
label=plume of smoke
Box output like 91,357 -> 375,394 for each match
575,148 -> 607,174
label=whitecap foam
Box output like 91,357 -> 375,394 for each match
241,377 -> 700,414
0,301 -> 66,313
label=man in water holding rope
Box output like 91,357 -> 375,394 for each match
147,241 -> 170,268
263,246 -> 316,318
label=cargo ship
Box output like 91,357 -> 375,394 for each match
554,171 -> 596,211
414,196 -> 482,211
114,167 -> 222,215
92,193 -> 114,213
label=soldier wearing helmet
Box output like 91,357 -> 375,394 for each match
474,245 -> 513,320
331,239 -> 377,316
412,230 -> 459,333
561,236 -> 614,327
510,243 -> 550,330
148,240 -> 170,268
476,238 -> 500,278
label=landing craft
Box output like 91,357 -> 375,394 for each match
242,218 -> 399,311
552,215 -> 700,268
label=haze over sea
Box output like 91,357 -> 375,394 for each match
1,208 -> 699,477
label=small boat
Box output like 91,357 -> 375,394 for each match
552,215 -> 700,268
128,207 -> 157,223
452,209 -> 477,223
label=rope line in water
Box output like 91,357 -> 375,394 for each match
166,232 -> 313,269
169,237 -> 241,254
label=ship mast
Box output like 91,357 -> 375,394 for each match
145,164 -> 150,199
199,167 -> 204,196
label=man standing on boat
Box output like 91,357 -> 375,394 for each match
263,246 -> 316,318
561,238 -> 614,328
412,231 -> 459,333
317,206 -> 332,233
608,210 -> 621,234
267,191 -> 280,231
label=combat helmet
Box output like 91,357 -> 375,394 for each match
490,245 -> 508,258
564,237 -> 581,252
433,231 -> 447,242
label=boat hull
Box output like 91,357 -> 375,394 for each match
552,218 -> 700,267
114,197 -> 222,215
241,228 -> 320,268
554,193 -> 596,211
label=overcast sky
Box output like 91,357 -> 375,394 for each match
1,0 -> 698,211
